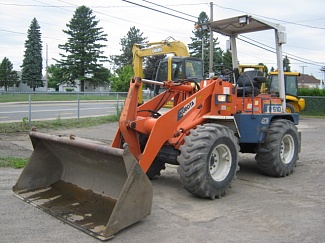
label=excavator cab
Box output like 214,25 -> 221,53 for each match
268,71 -> 305,112
154,56 -> 203,95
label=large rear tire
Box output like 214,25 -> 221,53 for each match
256,119 -> 299,177
177,124 -> 239,199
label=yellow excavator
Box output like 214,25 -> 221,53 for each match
132,37 -> 203,105
237,64 -> 265,74
269,71 -> 305,113
237,64 -> 266,92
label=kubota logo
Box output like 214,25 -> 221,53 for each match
177,98 -> 196,120
152,47 -> 162,53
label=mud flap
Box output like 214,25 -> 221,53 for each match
12,131 -> 153,240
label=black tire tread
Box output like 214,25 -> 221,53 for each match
177,124 -> 239,199
255,119 -> 298,177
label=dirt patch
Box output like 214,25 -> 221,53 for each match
0,133 -> 32,158
0,123 -> 118,159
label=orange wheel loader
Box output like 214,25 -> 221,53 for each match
13,15 -> 301,240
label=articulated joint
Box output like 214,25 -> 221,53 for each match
132,76 -> 142,86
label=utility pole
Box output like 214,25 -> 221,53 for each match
320,66 -> 325,89
300,65 -> 307,88
202,36 -> 204,72
209,2 -> 214,77
45,43 -> 48,91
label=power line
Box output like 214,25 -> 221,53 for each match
239,35 -> 324,66
120,0 -> 195,22
119,1 -> 324,66
0,2 -> 71,7
2,0 -> 323,69
55,0 -> 185,39
238,36 -> 324,67
140,0 -> 198,19
0,29 -> 65,41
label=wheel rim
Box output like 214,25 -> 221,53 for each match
281,134 -> 295,164
286,107 -> 292,113
209,144 -> 232,181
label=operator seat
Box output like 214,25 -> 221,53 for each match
236,70 -> 265,97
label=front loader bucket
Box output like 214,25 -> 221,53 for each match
13,131 -> 153,240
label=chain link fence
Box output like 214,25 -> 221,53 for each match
300,96 -> 325,116
0,92 -> 130,124
1,92 -> 323,124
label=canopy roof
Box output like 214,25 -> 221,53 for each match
208,15 -> 285,36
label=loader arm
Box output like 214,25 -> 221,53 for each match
112,77 -> 219,173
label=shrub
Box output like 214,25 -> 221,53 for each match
298,88 -> 325,96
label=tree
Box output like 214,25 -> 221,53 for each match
92,66 -> 112,88
258,63 -> 269,74
21,18 -> 43,91
283,55 -> 291,72
0,57 -> 19,91
57,5 -> 108,91
47,64 -> 65,90
222,50 -> 233,69
110,26 -> 148,71
110,65 -> 133,92
189,11 -> 223,77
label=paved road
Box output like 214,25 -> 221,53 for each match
0,101 -> 121,123
0,118 -> 324,242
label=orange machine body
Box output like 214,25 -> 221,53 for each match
112,77 -> 285,173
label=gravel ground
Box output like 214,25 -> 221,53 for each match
0,118 -> 324,243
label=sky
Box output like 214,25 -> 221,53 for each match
0,0 -> 325,80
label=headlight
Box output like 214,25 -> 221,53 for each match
217,95 -> 227,102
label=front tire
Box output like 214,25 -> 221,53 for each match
256,119 -> 299,177
177,124 -> 239,199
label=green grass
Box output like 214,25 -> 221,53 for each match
0,114 -> 120,168
0,157 -> 29,169
0,114 -> 120,133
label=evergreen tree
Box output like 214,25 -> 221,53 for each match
0,57 -> 19,91
189,12 -> 223,77
21,18 -> 43,91
258,63 -> 269,75
221,50 -> 233,69
110,26 -> 148,71
57,6 -> 108,91
283,55 -> 291,72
